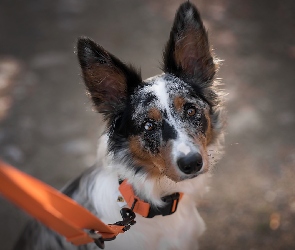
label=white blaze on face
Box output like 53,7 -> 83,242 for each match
150,77 -> 170,112
148,77 -> 179,131
177,142 -> 191,155
148,77 -> 197,158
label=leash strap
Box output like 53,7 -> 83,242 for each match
0,161 -> 125,247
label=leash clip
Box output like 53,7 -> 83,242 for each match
113,207 -> 136,231
89,207 -> 136,249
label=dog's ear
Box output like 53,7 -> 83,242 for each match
77,38 -> 142,118
163,2 -> 216,86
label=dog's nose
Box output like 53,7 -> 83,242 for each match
177,153 -> 203,174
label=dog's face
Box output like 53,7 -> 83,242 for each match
126,74 -> 214,182
77,2 -> 223,182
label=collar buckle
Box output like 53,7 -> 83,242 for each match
148,192 -> 181,218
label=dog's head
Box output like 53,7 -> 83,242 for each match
77,2 -> 224,183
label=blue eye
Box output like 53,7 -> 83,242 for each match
144,121 -> 155,131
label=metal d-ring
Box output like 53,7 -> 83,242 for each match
88,230 -> 105,249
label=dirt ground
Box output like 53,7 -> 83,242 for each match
1,0 -> 295,249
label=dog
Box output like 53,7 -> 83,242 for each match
14,2 -> 225,250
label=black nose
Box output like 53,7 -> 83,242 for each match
177,153 -> 203,174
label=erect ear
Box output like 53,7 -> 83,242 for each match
77,37 -> 142,118
163,2 -> 216,86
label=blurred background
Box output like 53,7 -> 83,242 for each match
0,0 -> 295,249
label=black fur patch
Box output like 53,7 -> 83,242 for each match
162,119 -> 177,142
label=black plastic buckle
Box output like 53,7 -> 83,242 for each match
147,192 -> 180,218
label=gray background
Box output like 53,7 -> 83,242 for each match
0,0 -> 295,249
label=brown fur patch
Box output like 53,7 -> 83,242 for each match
83,65 -> 126,112
174,28 -> 216,81
129,136 -> 180,181
128,136 -> 159,177
158,143 -> 180,181
148,107 -> 162,121
173,96 -> 186,112
204,113 -> 213,144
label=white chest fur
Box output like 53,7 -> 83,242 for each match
91,168 -> 207,250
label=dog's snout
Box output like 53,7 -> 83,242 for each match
177,153 -> 203,174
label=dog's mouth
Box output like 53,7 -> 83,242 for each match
161,165 -> 206,183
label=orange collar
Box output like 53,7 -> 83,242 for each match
118,179 -> 183,218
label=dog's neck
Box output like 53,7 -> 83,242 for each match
96,134 -> 211,208
96,134 -> 179,206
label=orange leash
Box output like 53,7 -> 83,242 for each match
0,160 -> 133,249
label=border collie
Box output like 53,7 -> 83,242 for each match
14,2 -> 225,250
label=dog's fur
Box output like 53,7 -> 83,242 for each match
14,2 -> 225,250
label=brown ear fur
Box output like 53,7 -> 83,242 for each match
163,2 -> 216,84
77,38 -> 142,117
82,64 -> 126,114
174,28 -> 216,82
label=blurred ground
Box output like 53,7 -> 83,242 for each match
0,0 -> 295,249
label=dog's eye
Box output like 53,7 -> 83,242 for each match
186,107 -> 196,117
144,121 -> 155,131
